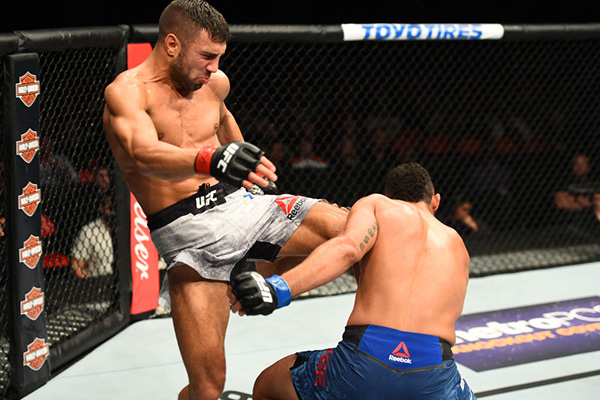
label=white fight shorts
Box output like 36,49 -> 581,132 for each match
147,182 -> 320,310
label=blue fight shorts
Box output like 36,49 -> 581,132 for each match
290,325 -> 476,400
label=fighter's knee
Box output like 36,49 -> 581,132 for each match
168,264 -> 203,287
326,204 -> 349,238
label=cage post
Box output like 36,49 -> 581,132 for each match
3,52 -> 49,399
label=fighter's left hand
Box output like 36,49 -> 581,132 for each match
227,286 -> 246,316
243,155 -> 278,190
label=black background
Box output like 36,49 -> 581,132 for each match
1,1 -> 599,33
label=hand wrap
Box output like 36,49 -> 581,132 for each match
230,272 -> 291,316
195,141 -> 265,188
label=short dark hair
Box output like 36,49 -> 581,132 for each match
384,163 -> 434,203
158,0 -> 231,43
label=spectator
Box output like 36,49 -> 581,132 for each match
488,101 -> 533,149
367,129 -> 398,167
553,152 -> 600,233
275,108 -> 317,150
554,153 -> 597,212
363,128 -> 399,195
329,136 -> 362,206
70,195 -> 113,278
264,140 -> 290,193
392,127 -> 424,163
287,139 -> 329,198
265,140 -> 287,172
437,194 -> 487,237
289,139 -> 328,169
364,96 -> 404,134
466,144 -> 515,230
39,135 -> 79,187
338,136 -> 359,168
593,193 -> 600,222
94,166 -> 110,197
244,115 -> 279,148
82,163 -> 112,198
323,113 -> 361,149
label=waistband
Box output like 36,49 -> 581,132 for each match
147,182 -> 238,231
343,324 -> 453,371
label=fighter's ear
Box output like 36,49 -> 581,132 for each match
164,33 -> 181,57
431,193 -> 441,212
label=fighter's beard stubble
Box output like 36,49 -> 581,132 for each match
169,55 -> 204,93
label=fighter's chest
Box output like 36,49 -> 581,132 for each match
149,91 -> 221,145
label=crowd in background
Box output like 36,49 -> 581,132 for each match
1,99 -> 598,286
237,100 -> 600,240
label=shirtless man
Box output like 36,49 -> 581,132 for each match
103,1 -> 347,399
231,163 -> 477,399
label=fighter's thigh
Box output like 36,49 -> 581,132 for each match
253,354 -> 299,400
168,265 -> 230,383
279,201 -> 348,255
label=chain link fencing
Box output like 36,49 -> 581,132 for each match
1,23 -> 600,398
38,45 -> 124,357
223,38 -> 600,281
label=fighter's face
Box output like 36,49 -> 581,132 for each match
170,30 -> 226,92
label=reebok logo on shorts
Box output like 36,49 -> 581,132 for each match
389,342 -> 412,364
275,196 -> 299,214
275,195 -> 307,220
357,325 -> 443,370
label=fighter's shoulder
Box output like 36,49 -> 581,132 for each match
444,223 -> 468,247
207,69 -> 231,99
351,193 -> 386,210
360,194 -> 412,213
352,194 -> 405,221
104,71 -> 147,109
435,218 -> 469,255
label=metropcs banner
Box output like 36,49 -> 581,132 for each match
452,297 -> 600,371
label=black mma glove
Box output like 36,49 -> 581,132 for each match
195,141 -> 265,188
246,176 -> 279,196
230,272 -> 292,316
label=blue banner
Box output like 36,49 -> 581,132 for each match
453,297 -> 600,371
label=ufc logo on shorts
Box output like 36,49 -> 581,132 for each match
196,190 -> 218,209
217,143 -> 240,173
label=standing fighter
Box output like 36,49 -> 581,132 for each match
103,1 -> 347,399
231,163 -> 477,399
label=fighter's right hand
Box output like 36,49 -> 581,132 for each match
195,141 -> 277,189
230,272 -> 292,316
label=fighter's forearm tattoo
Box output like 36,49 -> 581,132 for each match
359,222 -> 378,252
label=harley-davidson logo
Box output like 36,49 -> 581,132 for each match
18,182 -> 41,217
19,235 -> 42,269
23,338 -> 49,371
20,287 -> 44,320
16,72 -> 40,107
16,129 -> 40,163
